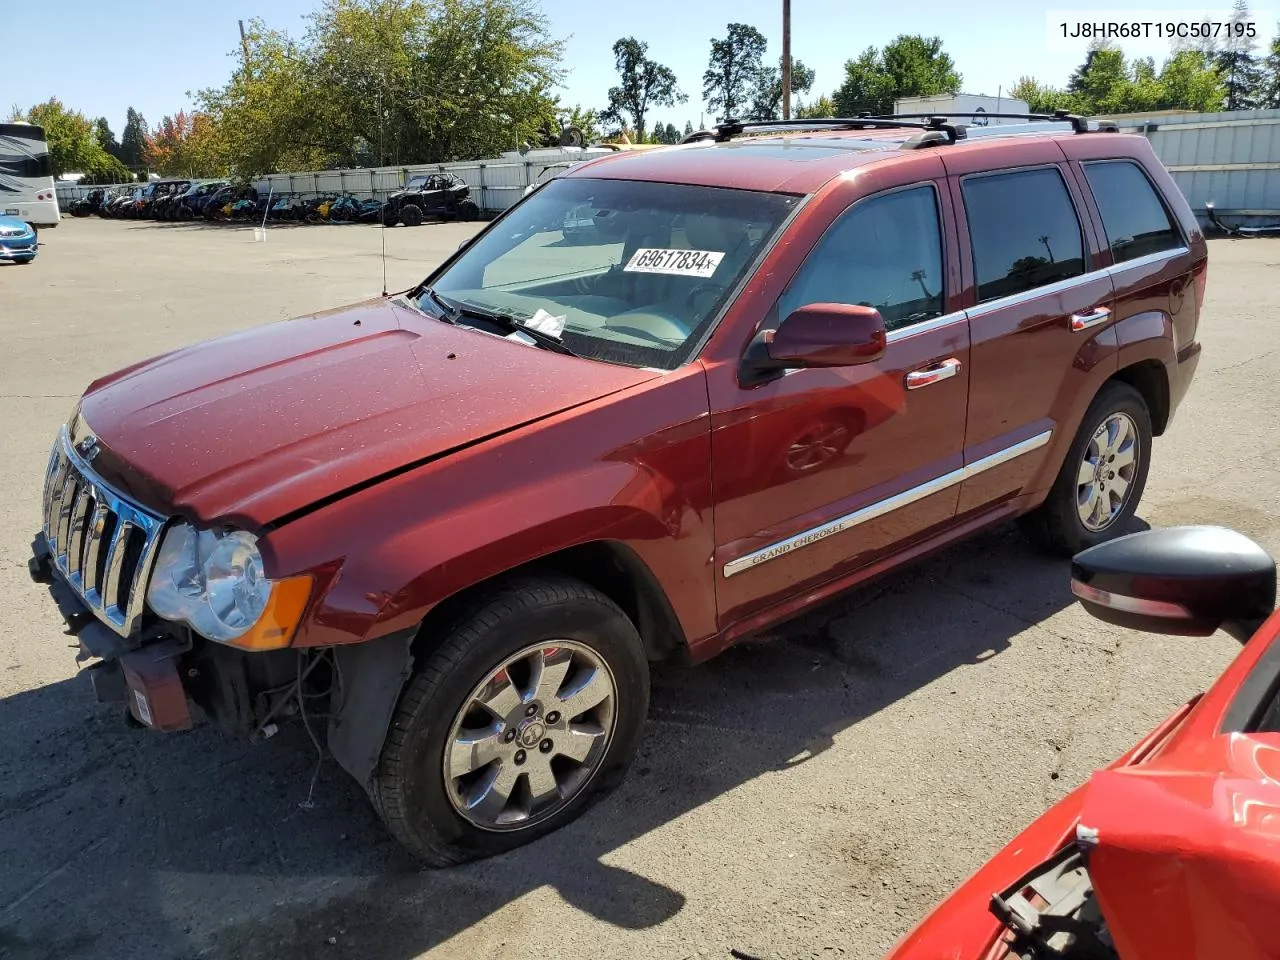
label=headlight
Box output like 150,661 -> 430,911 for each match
146,523 -> 312,650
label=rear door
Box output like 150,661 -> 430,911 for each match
709,172 -> 971,627
942,147 -> 1115,515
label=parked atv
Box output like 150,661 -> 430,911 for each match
381,173 -> 479,226
69,189 -> 107,217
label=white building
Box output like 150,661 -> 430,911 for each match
894,94 -> 1032,126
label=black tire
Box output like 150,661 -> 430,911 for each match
399,203 -> 424,227
372,575 -> 649,866
458,199 -> 479,222
1017,381 -> 1152,557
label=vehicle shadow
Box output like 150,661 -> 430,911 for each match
0,519 -> 1118,960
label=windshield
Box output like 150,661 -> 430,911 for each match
422,178 -> 799,369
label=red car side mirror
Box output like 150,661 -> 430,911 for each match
741,303 -> 887,385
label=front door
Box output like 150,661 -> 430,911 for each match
709,181 -> 971,628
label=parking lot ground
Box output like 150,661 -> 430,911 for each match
1,220 -> 1276,960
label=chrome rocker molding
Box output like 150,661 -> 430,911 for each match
722,430 -> 1053,578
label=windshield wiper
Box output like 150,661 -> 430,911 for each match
417,288 -> 580,357
453,302 -> 581,358
418,287 -> 458,324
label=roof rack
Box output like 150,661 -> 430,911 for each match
680,116 -> 968,146
867,110 -> 1110,134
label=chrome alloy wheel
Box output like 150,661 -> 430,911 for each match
443,641 -> 618,831
1076,412 -> 1140,532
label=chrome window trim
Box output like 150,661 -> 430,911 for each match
1103,245 -> 1189,277
964,246 -> 1188,322
41,426 -> 168,636
885,309 -> 966,342
722,430 -> 1052,578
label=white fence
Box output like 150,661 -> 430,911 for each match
53,147 -> 608,214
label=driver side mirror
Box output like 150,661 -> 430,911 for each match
1071,526 -> 1277,644
740,303 -> 887,386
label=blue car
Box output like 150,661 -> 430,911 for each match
0,215 -> 37,264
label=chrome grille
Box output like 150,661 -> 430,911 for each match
41,427 -> 167,636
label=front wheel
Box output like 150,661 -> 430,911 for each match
372,576 -> 649,866
1017,381 -> 1152,556
399,203 -> 424,227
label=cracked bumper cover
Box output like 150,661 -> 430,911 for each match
29,531 -> 192,732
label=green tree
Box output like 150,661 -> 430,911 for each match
1015,45 -> 1226,116
832,35 -> 959,115
664,121 -> 679,143
13,99 -> 131,181
703,23 -> 767,122
1158,50 -> 1227,111
197,0 -> 564,177
94,118 -> 122,161
1070,45 -> 1134,113
1214,0 -> 1265,109
120,107 -> 148,170
750,56 -> 816,120
1009,76 -> 1082,113
559,104 -> 601,143
602,37 -> 686,139
796,93 -> 836,118
1263,26 -> 1280,107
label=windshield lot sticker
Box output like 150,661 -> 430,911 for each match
624,248 -> 724,278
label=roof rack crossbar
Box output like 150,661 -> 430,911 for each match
681,116 -> 968,145
869,111 -> 1097,134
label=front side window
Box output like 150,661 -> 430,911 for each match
962,167 -> 1086,303
777,185 -> 946,332
1083,160 -> 1183,263
424,178 -> 799,369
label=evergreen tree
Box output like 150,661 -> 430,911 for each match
1214,0 -> 1265,109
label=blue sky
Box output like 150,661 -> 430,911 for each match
5,0 -> 1276,133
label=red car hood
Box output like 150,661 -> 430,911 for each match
76,298 -> 659,527
1081,732 -> 1280,960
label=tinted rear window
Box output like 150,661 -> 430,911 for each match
962,167 -> 1086,303
1083,160 -> 1183,263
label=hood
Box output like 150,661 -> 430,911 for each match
1080,732 -> 1280,960
77,298 -> 659,528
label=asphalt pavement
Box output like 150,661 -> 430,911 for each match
1,219 -> 1275,960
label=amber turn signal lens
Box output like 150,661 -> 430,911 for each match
227,575 -> 314,651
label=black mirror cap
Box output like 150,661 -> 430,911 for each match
1071,526 -> 1277,641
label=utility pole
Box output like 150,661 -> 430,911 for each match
238,20 -> 250,69
781,0 -> 792,120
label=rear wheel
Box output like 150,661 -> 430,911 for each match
458,199 -> 480,222
372,576 -> 649,866
1017,381 -> 1152,556
399,203 -> 424,227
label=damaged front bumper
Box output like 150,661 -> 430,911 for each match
29,530 -> 194,732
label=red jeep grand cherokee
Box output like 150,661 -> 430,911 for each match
29,115 -> 1206,865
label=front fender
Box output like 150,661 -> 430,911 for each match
263,366 -> 716,651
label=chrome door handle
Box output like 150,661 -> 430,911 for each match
905,357 -> 961,389
1070,306 -> 1112,331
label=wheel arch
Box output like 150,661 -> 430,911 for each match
1112,359 -> 1171,436
326,539 -> 687,790
409,539 -> 688,667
